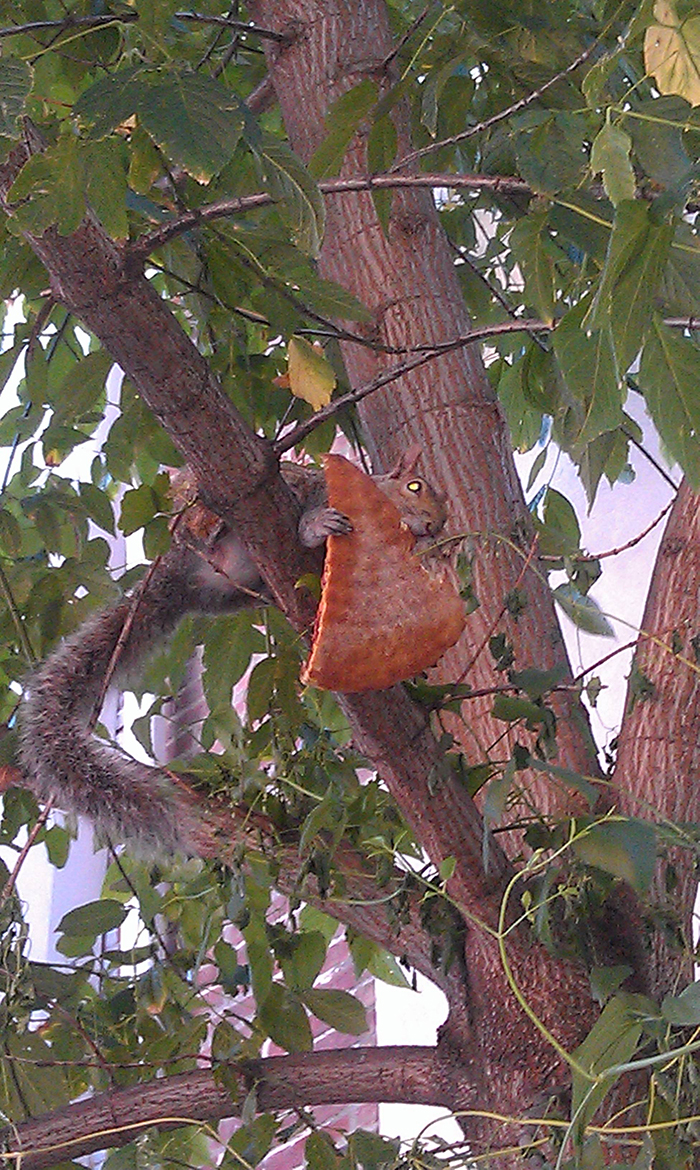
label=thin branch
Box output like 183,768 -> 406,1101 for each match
128,172 -> 532,260
173,12 -> 290,43
540,500 -> 674,565
624,427 -> 681,493
0,1047 -> 455,1170
382,5 -> 431,69
389,40 -> 601,172
0,798 -> 53,904
273,320 -> 550,454
0,13 -> 138,38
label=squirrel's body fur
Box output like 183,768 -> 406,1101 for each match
19,456 -> 446,855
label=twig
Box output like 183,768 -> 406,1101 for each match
570,640 -> 639,687
273,320 -> 551,454
0,559 -> 34,664
0,13 -> 138,37
623,426 -> 681,493
541,500 -> 674,564
86,549 -> 169,735
1,798 -> 53,904
382,5 -> 431,70
455,535 -> 541,685
173,12 -> 290,43
128,172 -> 532,260
389,40 -> 601,172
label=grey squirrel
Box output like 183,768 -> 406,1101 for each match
19,452 -> 447,856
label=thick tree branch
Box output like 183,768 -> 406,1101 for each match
0,1046 -> 464,1170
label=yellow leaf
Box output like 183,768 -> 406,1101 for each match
644,0 -> 700,106
287,336 -> 335,411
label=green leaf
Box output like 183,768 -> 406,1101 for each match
0,57 -> 32,138
119,483 -> 159,535
639,317 -> 700,485
590,123 -> 636,207
306,1132 -> 341,1170
624,95 -> 692,189
227,1115 -> 278,1169
258,984 -> 312,1052
301,987 -> 368,1035
585,202 -> 673,373
509,211 -> 556,323
354,940 -> 411,989
278,931 -> 327,992
528,758 -> 599,808
351,1131 -> 400,1170
255,136 -> 325,256
572,994 -> 646,1141
537,487 -> 581,557
590,966 -> 633,1005
0,509 -> 21,556
572,817 -> 657,894
58,898 -> 128,938
367,114 -> 397,235
553,298 -> 624,445
662,980 -> 700,1025
510,664 -> 569,700
78,482 -> 115,535
78,69 -> 246,181
139,74 -> 246,181
50,349 -> 112,425
492,695 -> 547,724
74,66 -> 149,137
309,80 -> 379,178
43,825 -> 70,868
553,584 -> 614,637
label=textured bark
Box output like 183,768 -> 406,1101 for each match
0,1048 -> 460,1170
614,480 -> 700,1000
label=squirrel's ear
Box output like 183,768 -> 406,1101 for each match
387,442 -> 422,480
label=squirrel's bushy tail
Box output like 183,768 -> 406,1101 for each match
19,543 -> 256,855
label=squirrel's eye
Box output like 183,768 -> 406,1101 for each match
406,480 -> 422,494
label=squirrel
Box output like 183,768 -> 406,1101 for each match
18,450 -> 447,857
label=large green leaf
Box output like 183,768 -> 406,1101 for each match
255,136 -> 325,256
77,69 -> 246,180
58,898 -> 128,938
509,211 -> 556,323
553,297 -> 624,444
0,57 -> 32,138
590,122 -> 635,207
639,316 -> 700,485
301,988 -> 368,1035
553,584 -> 614,637
585,201 -> 673,373
309,80 -> 379,178
572,817 -> 657,894
258,984 -> 313,1052
572,994 -> 646,1142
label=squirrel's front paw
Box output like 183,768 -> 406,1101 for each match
299,506 -> 353,548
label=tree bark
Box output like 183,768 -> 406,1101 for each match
614,480 -> 700,999
1,1048 -> 461,1170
